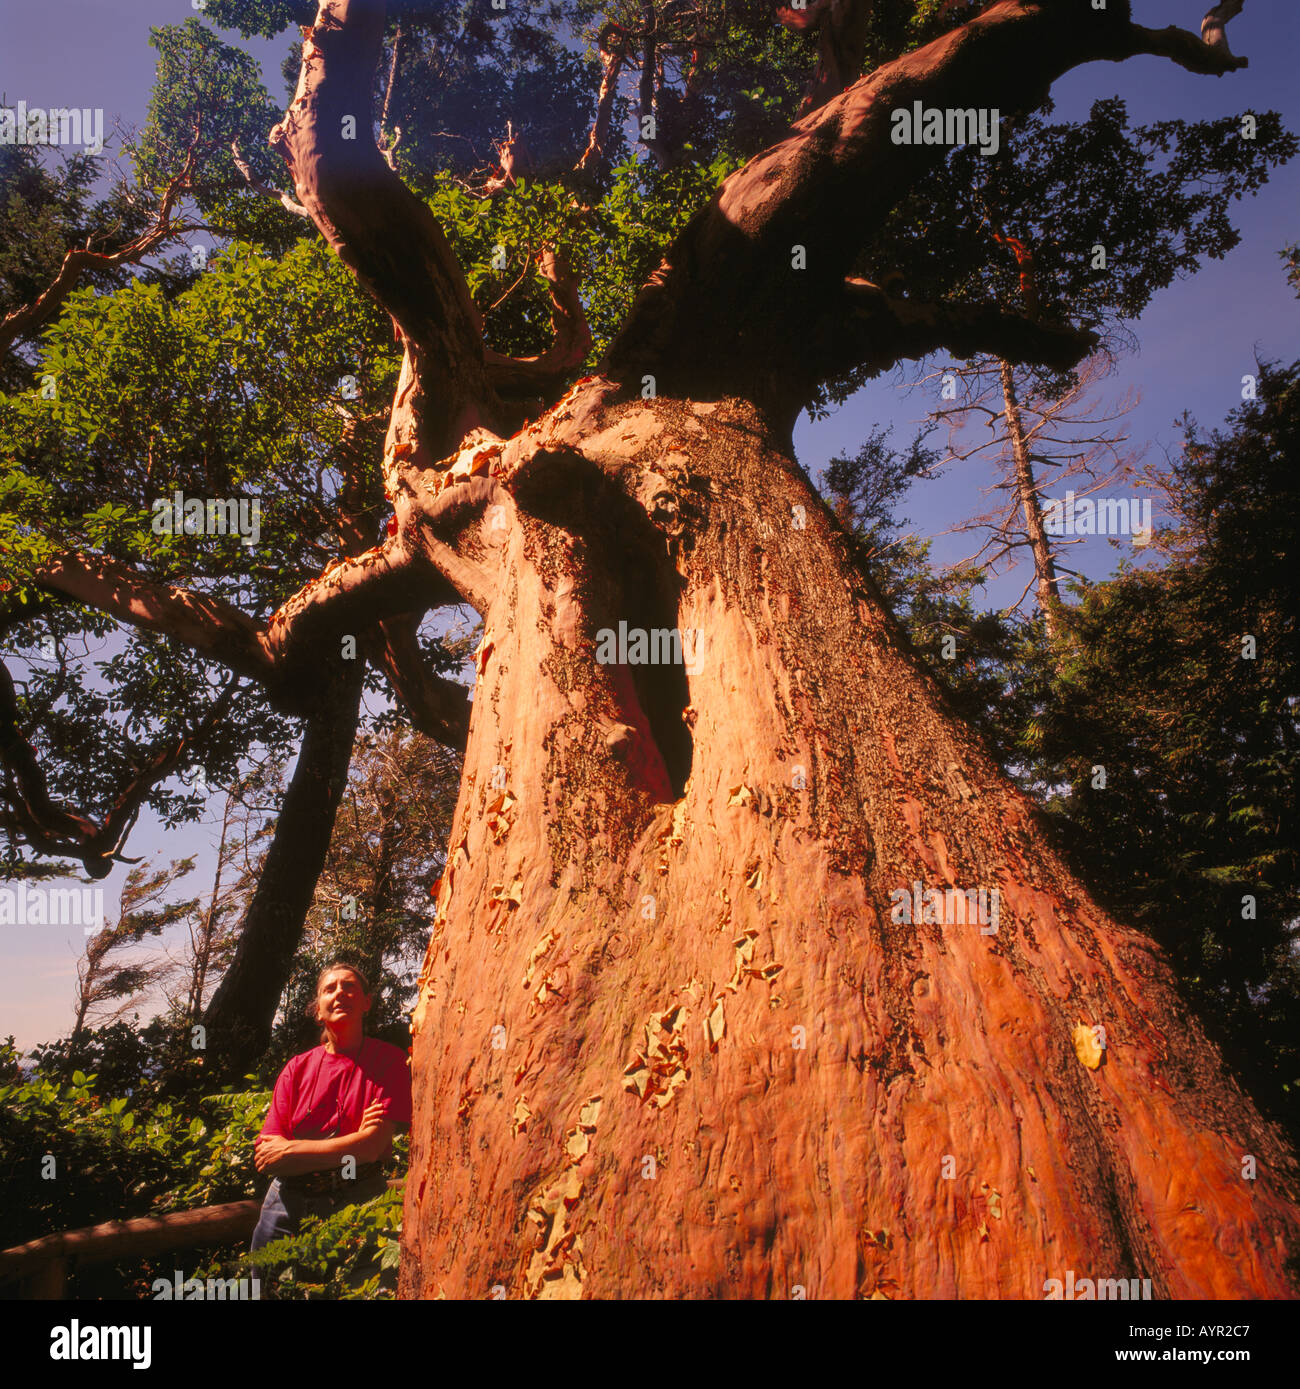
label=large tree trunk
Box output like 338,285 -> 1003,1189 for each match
201,663 -> 365,1079
400,387 -> 1300,1299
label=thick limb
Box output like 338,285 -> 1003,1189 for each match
605,0 -> 1252,418
812,277 -> 1098,380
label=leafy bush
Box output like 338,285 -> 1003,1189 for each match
0,1038 -> 270,1249
229,1183 -> 404,1300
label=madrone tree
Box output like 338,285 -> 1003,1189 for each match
18,0 -> 1300,1297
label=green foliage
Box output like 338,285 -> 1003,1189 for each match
196,0 -> 314,41
0,235 -> 401,870
1283,243 -> 1300,298
131,18 -> 300,251
233,1183 -> 405,1299
1,237 -> 397,590
828,99 -> 1298,411
0,1037 -> 270,1249
31,1019 -> 174,1095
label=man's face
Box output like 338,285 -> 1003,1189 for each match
319,970 -> 368,1023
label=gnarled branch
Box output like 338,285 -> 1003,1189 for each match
0,664 -> 238,877
1133,0 -> 1248,74
605,0 -> 1253,415
364,614 -> 472,751
230,139 -> 311,218
30,538 -> 458,713
816,277 -> 1097,379
32,552 -> 275,685
269,0 -> 499,445
483,248 -> 594,397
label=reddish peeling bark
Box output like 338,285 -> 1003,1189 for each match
398,384 -> 1300,1299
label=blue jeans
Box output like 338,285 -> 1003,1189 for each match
250,1174 -> 389,1251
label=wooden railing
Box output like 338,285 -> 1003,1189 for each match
0,1179 -> 404,1298
0,1200 -> 260,1299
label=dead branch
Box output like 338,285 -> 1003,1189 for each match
230,140 -> 311,218
576,23 -> 632,174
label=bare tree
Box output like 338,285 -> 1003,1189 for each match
918,353 -> 1144,636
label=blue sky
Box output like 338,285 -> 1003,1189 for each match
2,1 -> 1297,1051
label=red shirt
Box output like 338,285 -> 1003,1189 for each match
259,1038 -> 412,1142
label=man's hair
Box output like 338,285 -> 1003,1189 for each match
308,960 -> 372,1041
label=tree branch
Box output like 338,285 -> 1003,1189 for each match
0,663 -> 238,877
1128,5 -> 1248,75
483,248 -> 594,396
229,140 -> 311,218
576,24 -> 630,174
32,553 -> 274,685
269,0 -> 498,444
31,539 -> 452,713
263,536 -> 443,678
638,3 -> 669,169
468,126 -> 594,402
363,614 -> 472,752
604,0 -> 1253,414
820,277 -> 1097,377
0,141 -> 201,359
